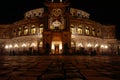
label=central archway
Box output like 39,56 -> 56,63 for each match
51,36 -> 62,54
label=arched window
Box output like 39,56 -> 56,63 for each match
77,25 -> 82,34
31,25 -> 36,35
92,28 -> 95,36
39,24 -> 43,34
97,30 -> 100,37
85,26 -> 90,35
39,41 -> 43,47
71,41 -> 75,47
13,29 -> 17,36
70,28 -> 76,34
18,27 -> 22,36
70,24 -> 76,34
24,26 -> 28,35
70,24 -> 74,27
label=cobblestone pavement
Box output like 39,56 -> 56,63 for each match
0,56 -> 120,80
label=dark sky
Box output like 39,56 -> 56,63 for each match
0,0 -> 120,39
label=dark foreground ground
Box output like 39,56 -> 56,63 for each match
0,55 -> 120,80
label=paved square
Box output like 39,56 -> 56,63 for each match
0,56 -> 120,80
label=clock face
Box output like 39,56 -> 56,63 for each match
51,8 -> 62,17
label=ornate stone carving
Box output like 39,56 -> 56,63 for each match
51,8 -> 62,17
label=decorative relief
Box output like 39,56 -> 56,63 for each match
25,8 -> 44,18
70,8 -> 90,18
51,8 -> 62,17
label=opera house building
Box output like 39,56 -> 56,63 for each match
0,0 -> 118,55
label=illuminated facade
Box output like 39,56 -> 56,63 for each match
0,0 -> 117,55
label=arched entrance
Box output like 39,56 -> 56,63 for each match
51,36 -> 62,54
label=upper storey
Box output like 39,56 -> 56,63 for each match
24,8 -> 44,19
24,0 -> 90,19
70,8 -> 90,19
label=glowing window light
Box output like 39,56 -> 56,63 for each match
78,43 -> 83,47
31,28 -> 36,34
39,28 -> 43,34
59,43 -> 62,50
39,42 -> 43,47
104,45 -> 108,49
85,27 -> 90,35
40,24 -> 43,27
9,45 -> 13,48
70,28 -> 76,34
71,35 -> 75,38
87,44 -> 91,47
77,28 -> 82,34
24,29 -> 28,35
31,25 -> 35,27
30,43 -> 36,47
71,42 -> 75,47
95,44 -> 98,47
101,45 -> 104,48
14,44 -> 18,48
22,44 -> 26,47
5,45 -> 9,49
52,44 -> 54,49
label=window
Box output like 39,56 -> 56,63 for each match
13,29 -> 17,36
85,26 -> 90,35
77,25 -> 82,34
92,28 -> 95,36
70,28 -> 76,34
97,30 -> 100,37
24,26 -> 28,35
31,25 -> 36,35
70,24 -> 74,27
70,24 -> 75,34
18,27 -> 22,36
39,24 -> 43,34
40,24 -> 43,27
39,28 -> 43,34
71,41 -> 75,47
39,42 -> 43,47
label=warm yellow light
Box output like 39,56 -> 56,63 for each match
101,45 -> 104,48
30,43 -> 36,47
22,44 -> 26,47
78,43 -> 83,47
95,44 -> 98,47
14,44 -> 18,48
5,45 -> 9,49
59,43 -> 62,50
104,45 -> 108,49
9,45 -> 12,48
52,44 -> 54,49
51,41 -> 62,50
87,44 -> 91,47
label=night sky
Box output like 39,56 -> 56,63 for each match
0,0 -> 120,39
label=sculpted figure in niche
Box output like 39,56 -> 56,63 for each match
52,20 -> 61,29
